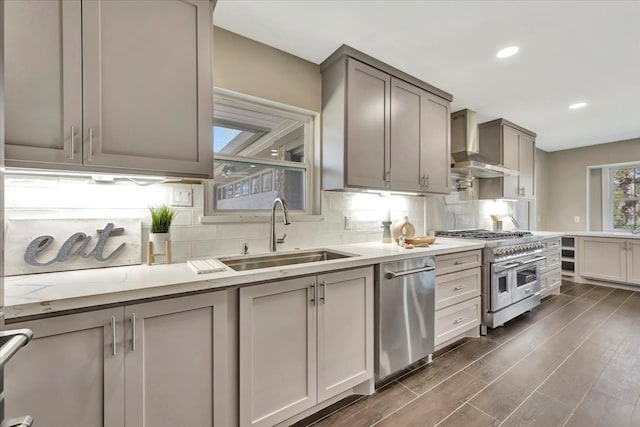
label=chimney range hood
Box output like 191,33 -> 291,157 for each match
450,109 -> 519,179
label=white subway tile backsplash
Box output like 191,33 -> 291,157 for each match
7,174 -> 481,264
171,225 -> 218,242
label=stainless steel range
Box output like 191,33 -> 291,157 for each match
436,230 -> 546,334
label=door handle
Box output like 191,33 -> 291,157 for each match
519,256 -> 547,266
88,128 -> 94,161
70,126 -> 76,160
385,265 -> 435,279
131,313 -> 136,352
110,315 -> 117,356
320,281 -> 326,304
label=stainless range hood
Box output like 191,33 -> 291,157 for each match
450,109 -> 519,179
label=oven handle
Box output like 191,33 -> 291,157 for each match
519,256 -> 546,266
385,266 -> 435,279
494,262 -> 520,273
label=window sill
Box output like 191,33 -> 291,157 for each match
199,213 -> 324,224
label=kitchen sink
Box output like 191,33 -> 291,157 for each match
219,249 -> 356,272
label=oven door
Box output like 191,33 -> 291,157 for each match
490,261 -> 519,311
512,257 -> 545,303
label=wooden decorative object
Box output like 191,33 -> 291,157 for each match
147,240 -> 172,265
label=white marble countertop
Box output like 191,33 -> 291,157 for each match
3,238 -> 485,320
564,231 -> 640,239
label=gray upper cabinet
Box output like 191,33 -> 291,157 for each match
345,59 -> 390,189
4,0 -> 213,178
478,119 -> 536,200
321,45 -> 452,194
4,0 -> 83,167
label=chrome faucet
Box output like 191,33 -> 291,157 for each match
270,197 -> 291,252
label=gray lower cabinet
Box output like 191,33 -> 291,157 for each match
4,0 -> 213,177
4,291 -> 228,427
239,267 -> 374,427
321,47 -> 451,194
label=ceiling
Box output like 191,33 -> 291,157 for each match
213,0 -> 640,152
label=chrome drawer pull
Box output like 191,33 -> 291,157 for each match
310,284 -> 316,306
453,317 -> 465,324
453,285 -> 465,291
454,260 -> 466,265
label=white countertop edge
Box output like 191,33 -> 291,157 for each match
3,239 -> 485,320
564,231 -> 640,239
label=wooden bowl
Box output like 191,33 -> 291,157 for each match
404,236 -> 436,247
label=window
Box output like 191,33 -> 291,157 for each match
205,89 -> 317,215
605,164 -> 640,232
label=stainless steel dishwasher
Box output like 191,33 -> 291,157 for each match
375,256 -> 436,382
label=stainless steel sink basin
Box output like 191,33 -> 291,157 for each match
219,249 -> 356,272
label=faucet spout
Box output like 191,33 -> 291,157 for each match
270,197 -> 291,252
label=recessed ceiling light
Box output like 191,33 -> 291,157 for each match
569,102 -> 587,110
496,46 -> 519,59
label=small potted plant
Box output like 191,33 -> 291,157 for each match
148,204 -> 177,257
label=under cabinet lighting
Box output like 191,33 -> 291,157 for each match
496,46 -> 519,59
569,102 -> 587,110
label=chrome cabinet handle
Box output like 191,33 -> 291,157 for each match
110,315 -> 117,356
453,285 -> 465,291
425,174 -> 429,188
88,128 -> 94,161
310,284 -> 316,306
453,317 -> 465,324
320,281 -> 326,304
385,265 -> 435,279
131,313 -> 136,352
454,260 -> 466,265
70,126 -> 76,160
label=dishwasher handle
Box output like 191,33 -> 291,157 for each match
385,265 -> 435,279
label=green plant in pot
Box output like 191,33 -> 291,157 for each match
149,204 -> 177,255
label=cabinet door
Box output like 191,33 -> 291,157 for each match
346,58 -> 390,189
82,0 -> 212,177
239,277 -> 317,427
579,237 -> 627,282
420,91 -> 451,194
390,78 -> 422,192
4,308 -> 125,427
518,133 -> 535,198
124,291 -> 228,427
4,0 -> 82,166
502,125 -> 520,198
317,267 -> 374,402
628,240 -> 640,285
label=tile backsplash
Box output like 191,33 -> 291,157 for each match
4,174 -> 446,264
5,174 -> 532,268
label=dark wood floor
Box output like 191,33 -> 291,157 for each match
296,282 -> 640,427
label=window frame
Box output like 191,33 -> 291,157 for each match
202,88 -> 321,222
601,162 -> 640,232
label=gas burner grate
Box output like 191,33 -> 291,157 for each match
435,229 -> 533,240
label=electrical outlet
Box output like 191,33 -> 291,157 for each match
574,216 -> 580,223
344,216 -> 353,230
171,188 -> 193,207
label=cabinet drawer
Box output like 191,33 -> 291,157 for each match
435,268 -> 481,310
543,238 -> 561,250
434,296 -> 480,346
436,250 -> 482,276
547,269 -> 562,291
540,250 -> 561,274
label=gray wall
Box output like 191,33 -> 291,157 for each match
534,148 -> 549,230
542,137 -> 640,231
213,26 -> 321,112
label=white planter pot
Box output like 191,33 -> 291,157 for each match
149,232 -> 170,254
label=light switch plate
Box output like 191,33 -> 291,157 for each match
172,188 -> 193,207
344,216 -> 353,230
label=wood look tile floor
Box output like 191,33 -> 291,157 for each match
294,282 -> 640,427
